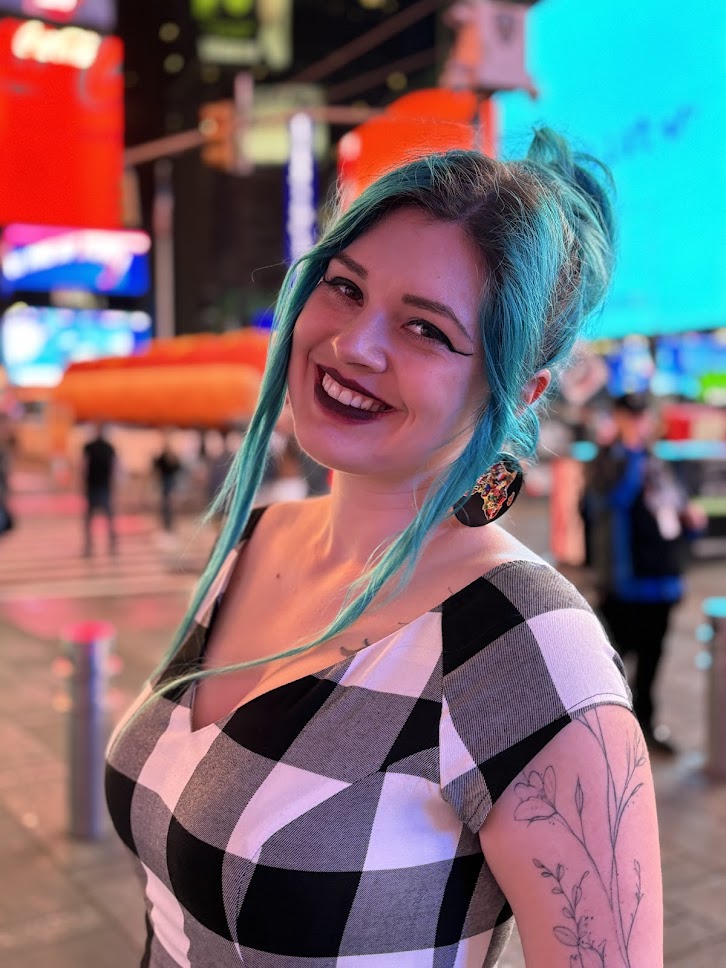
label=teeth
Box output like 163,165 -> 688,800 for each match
321,372 -> 386,412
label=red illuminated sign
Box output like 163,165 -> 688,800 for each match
0,17 -> 123,228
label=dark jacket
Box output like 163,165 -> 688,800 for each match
582,443 -> 689,603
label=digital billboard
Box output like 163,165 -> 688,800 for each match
498,0 -> 726,339
0,0 -> 116,31
191,0 -> 292,70
0,304 -> 151,387
0,18 -> 123,227
654,332 -> 726,401
1,225 -> 151,296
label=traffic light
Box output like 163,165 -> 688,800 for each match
199,100 -> 237,171
199,74 -> 254,174
441,0 -> 538,97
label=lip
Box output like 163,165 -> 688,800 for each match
316,365 -> 392,409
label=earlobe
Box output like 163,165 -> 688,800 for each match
522,369 -> 551,406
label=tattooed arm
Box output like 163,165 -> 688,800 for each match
479,705 -> 663,968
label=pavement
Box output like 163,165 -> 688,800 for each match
0,469 -> 725,967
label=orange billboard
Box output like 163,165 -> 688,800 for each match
338,89 -> 498,205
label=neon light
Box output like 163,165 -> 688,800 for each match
285,112 -> 316,263
1,0 -> 117,30
11,19 -> 101,69
34,0 -> 80,11
2,228 -> 150,292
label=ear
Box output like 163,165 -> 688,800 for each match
522,369 -> 551,406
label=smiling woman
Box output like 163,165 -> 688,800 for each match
105,130 -> 663,968
286,210 -> 486,478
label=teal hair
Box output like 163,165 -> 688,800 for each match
147,127 -> 616,698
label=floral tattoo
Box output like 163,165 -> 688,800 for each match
513,709 -> 647,967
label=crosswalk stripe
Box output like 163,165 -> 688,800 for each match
0,513 -> 215,601
0,576 -> 198,601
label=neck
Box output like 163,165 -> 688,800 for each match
311,471 -> 450,571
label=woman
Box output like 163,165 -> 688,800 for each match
106,130 -> 662,967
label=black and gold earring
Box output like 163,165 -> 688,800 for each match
454,458 -> 524,527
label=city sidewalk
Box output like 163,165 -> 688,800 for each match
0,497 -> 724,966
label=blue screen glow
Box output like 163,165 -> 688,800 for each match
0,304 -> 152,387
498,0 -> 726,339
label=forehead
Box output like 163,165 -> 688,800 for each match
340,208 -> 485,299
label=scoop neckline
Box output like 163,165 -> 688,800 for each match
187,554 -> 548,734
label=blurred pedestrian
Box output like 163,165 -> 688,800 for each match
107,132 -> 662,966
0,412 -> 16,536
582,392 -> 707,755
152,432 -> 182,532
81,423 -> 117,556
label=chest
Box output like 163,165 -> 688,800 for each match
105,627 -> 502,964
192,543 -> 488,730
112,610 -> 450,873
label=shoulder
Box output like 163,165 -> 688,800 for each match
250,494 -> 328,540
439,560 -> 631,832
441,558 -> 629,719
441,557 -> 611,673
225,496 -> 328,580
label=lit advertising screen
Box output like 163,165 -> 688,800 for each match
0,18 -> 123,227
0,304 -> 152,387
498,0 -> 726,339
191,0 -> 292,71
654,332 -> 726,400
1,225 -> 151,297
0,1 -> 116,31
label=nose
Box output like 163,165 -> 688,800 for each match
330,305 -> 389,372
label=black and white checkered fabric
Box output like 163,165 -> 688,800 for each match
106,514 -> 632,967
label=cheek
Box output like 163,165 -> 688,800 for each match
459,366 -> 488,418
289,309 -> 320,371
290,298 -> 334,359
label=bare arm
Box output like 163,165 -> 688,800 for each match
479,705 -> 662,967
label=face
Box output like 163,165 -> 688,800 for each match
287,208 -> 487,485
614,408 -> 654,447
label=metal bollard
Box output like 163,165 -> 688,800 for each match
703,598 -> 726,781
60,621 -> 116,839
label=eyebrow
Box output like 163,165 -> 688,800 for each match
333,253 -> 368,278
330,254 -> 474,345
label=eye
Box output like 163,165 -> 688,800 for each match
322,275 -> 363,304
406,319 -> 458,352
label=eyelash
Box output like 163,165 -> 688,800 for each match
321,276 -> 459,353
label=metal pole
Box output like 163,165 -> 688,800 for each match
62,621 -> 115,839
123,106 -> 382,170
704,598 -> 726,781
153,159 -> 175,342
124,129 -> 205,169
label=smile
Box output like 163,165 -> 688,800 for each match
321,372 -> 387,412
314,366 -> 394,423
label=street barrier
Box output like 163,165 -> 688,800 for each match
60,620 -> 116,839
702,598 -> 726,781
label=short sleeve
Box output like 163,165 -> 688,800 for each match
438,561 -> 632,834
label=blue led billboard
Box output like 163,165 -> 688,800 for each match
0,225 -> 151,297
498,0 -> 726,339
0,304 -> 151,387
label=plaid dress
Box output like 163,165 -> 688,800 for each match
106,511 -> 632,967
